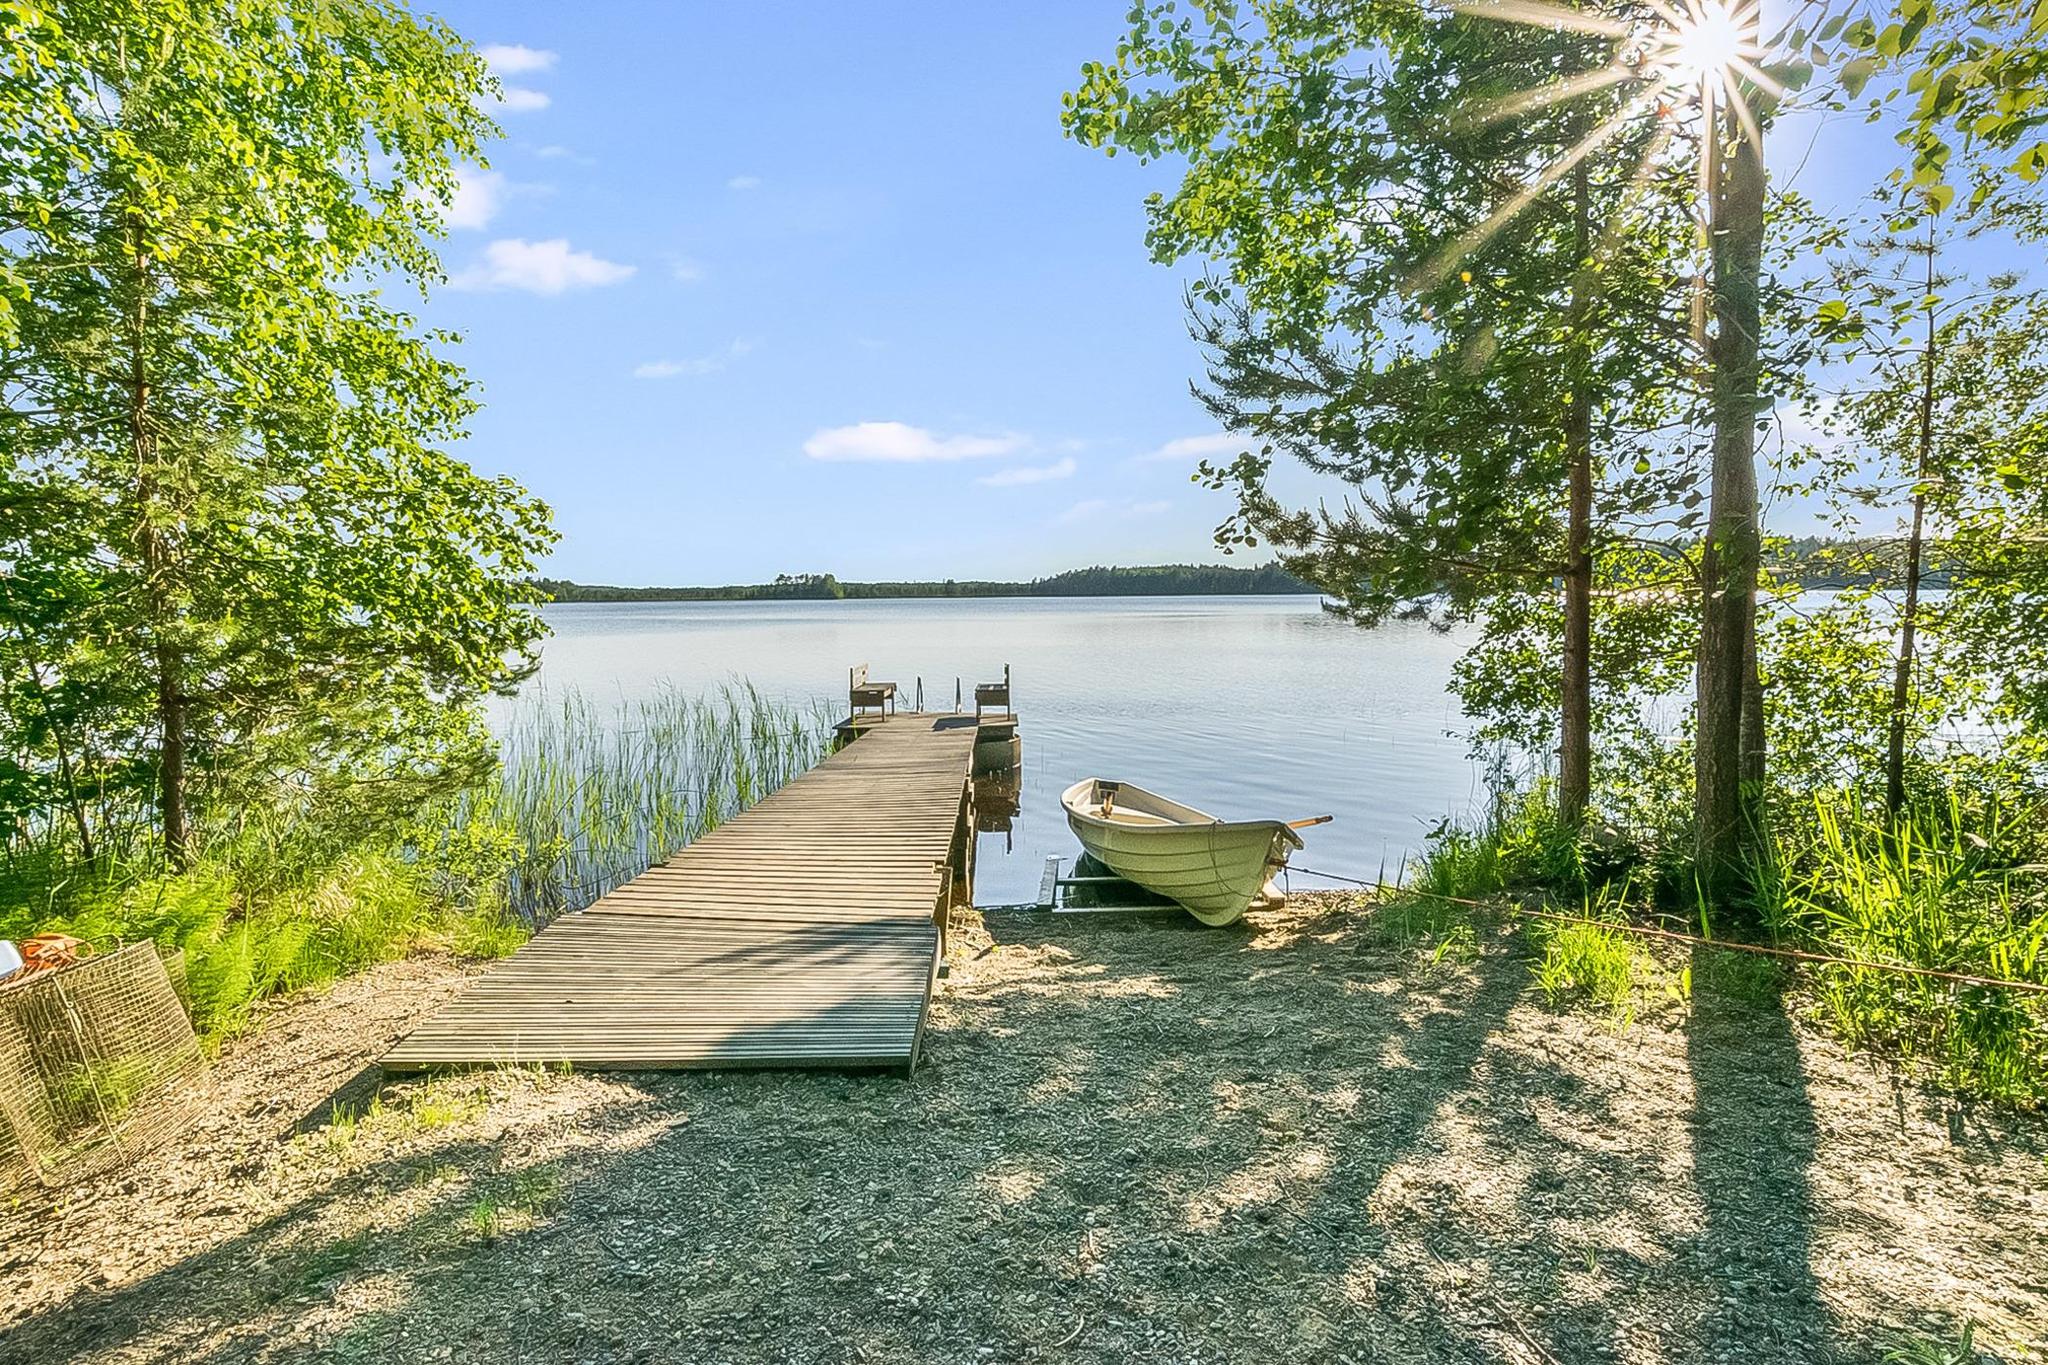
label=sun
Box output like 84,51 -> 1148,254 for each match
1653,0 -> 1764,93
1420,0 -> 1784,296
1664,2 -> 1744,83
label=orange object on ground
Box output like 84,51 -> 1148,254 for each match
19,933 -> 92,975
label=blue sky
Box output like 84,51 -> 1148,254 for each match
415,3 -> 2003,586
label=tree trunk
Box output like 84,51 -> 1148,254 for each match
128,229 -> 188,868
1694,92 -> 1767,910
1559,160 -> 1595,827
1885,490 -> 1927,817
1739,598 -> 1764,828
1885,234 -> 1938,820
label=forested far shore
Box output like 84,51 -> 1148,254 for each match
536,540 -> 1963,604
532,563 -> 1318,602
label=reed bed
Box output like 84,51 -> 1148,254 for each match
447,683 -> 835,922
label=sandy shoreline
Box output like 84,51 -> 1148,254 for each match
3,894 -> 2042,1363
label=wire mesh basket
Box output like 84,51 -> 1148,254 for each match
0,943 -> 204,1189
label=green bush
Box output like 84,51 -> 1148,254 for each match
1413,782 -> 1646,903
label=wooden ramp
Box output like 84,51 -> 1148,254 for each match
383,714 -> 980,1074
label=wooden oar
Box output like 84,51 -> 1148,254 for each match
1287,815 -> 1334,829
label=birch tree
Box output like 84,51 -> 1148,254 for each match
0,0 -> 555,865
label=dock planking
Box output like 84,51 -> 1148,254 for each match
383,713 -> 982,1074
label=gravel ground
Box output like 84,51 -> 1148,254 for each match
1,894 -> 2042,1364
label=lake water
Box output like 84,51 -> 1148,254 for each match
511,596 -> 1489,905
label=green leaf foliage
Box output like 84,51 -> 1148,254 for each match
1066,0 -> 1725,790
1817,1 -> 2048,196
0,0 -> 557,863
1782,185 -> 2048,806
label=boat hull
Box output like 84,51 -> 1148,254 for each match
1060,778 -> 1303,926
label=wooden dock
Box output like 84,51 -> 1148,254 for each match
383,714 -> 983,1074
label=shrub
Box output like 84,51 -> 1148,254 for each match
1414,783 -> 1648,903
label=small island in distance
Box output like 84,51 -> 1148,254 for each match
534,563 -> 1319,602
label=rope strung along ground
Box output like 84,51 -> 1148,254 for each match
1285,865 -> 2048,997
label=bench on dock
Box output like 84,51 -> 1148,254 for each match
974,664 -> 1011,721
849,662 -> 897,718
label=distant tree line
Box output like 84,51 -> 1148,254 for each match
1771,538 -> 1959,590
535,543 -> 1966,606
532,563 -> 1319,602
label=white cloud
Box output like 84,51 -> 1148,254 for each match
481,44 -> 557,75
803,422 -> 1026,463
1138,432 -> 1247,464
1127,499 -> 1171,517
449,238 -> 634,294
445,167 -> 505,230
978,457 -> 1077,488
632,340 -> 751,379
529,143 -> 595,166
495,86 -> 552,112
727,174 -> 763,191
670,257 -> 706,283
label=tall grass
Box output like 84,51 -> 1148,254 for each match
1768,796 -> 2048,1105
1411,785 -> 2048,1106
1410,782 -> 1610,903
0,682 -> 835,1039
441,682 -> 834,921
0,850 -> 515,1039
1526,913 -> 1646,1021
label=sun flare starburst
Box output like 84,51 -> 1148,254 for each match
1639,0 -> 1777,101
1430,0 -> 1779,319
1665,1 -> 1746,83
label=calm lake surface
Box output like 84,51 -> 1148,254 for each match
511,596 -> 1487,905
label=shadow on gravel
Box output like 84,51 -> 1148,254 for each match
1686,949 -> 1838,1361
292,1063 -> 385,1135
0,908 -> 1906,1365
0,1131 -> 532,1362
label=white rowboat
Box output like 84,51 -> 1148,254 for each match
1060,778 -> 1308,926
